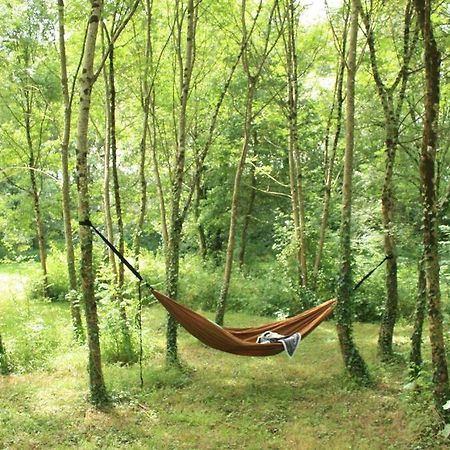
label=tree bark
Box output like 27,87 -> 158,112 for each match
312,14 -> 347,288
133,0 -> 153,264
414,0 -> 449,419
238,162 -> 257,270
409,256 -> 427,380
285,0 -> 307,289
165,0 -> 197,366
76,0 -> 108,406
216,0 -> 278,325
359,0 -> 416,361
335,0 -> 371,384
107,43 -> 133,361
215,75 -> 256,326
57,0 -> 84,342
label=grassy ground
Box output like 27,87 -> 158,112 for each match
0,263 -> 444,449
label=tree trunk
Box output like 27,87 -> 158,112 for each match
194,174 -> 207,260
76,0 -> 108,406
238,162 -> 257,270
335,0 -> 371,385
312,21 -> 347,288
215,76 -> 256,326
165,0 -> 197,366
285,0 -> 307,289
23,91 -> 49,298
215,0 -> 278,325
108,44 -> 133,361
57,0 -> 84,342
409,256 -> 427,380
378,130 -> 399,360
359,1 -> 416,361
414,0 -> 449,419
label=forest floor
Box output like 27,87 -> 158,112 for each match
0,262 -> 445,449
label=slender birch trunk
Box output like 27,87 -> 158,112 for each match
359,0 -> 416,361
215,74 -> 256,325
216,0 -> 278,325
414,0 -> 449,419
106,42 -> 134,362
101,42 -> 117,276
312,16 -> 347,288
238,161 -> 257,270
57,0 -> 84,341
335,0 -> 371,384
24,97 -> 49,298
409,255 -> 427,379
76,0 -> 107,406
285,0 -> 307,289
165,0 -> 197,366
133,0 -> 152,263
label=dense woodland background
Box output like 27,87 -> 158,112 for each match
0,0 -> 449,447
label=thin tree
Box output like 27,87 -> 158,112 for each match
57,0 -> 84,342
335,0 -> 371,384
165,0 -> 198,366
282,0 -> 307,289
105,25 -> 134,362
409,254 -> 426,379
312,4 -> 349,289
359,0 -> 417,361
413,0 -> 449,419
76,0 -> 108,406
216,0 -> 281,325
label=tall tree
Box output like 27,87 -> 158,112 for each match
165,0 -> 198,366
335,0 -> 371,384
413,0 -> 449,419
359,0 -> 417,361
57,0 -> 84,342
409,255 -> 426,379
216,0 -> 279,325
76,0 -> 108,406
283,0 -> 307,289
312,5 -> 348,288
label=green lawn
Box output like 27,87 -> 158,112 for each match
0,263 -> 443,449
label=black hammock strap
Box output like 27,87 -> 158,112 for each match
80,219 -> 391,293
79,219 -> 153,290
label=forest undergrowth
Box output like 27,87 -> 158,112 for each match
0,261 -> 447,449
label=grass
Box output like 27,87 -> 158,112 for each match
0,262 -> 445,449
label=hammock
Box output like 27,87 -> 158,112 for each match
82,219 -> 387,357
152,290 -> 336,356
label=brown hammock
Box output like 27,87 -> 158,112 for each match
152,290 -> 336,357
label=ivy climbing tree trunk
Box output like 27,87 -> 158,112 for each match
335,0 -> 371,385
57,0 -> 84,342
76,0 -> 108,406
414,0 -> 449,420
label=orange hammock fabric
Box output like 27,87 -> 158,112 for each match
152,290 -> 336,357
